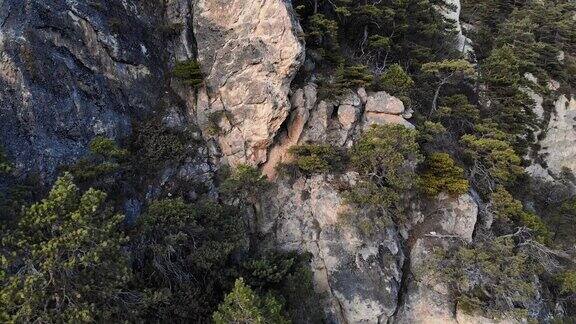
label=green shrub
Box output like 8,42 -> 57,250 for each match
461,133 -> 523,191
491,186 -> 551,244
378,64 -> 414,98
432,237 -> 535,319
345,124 -> 422,225
558,270 -> 576,295
221,164 -> 270,204
68,136 -> 129,184
172,59 -> 203,87
212,278 -> 289,324
0,173 -> 131,322
419,152 -> 469,196
350,124 -> 422,192
132,198 -> 245,321
318,64 -> 374,99
307,14 -> 339,49
287,143 -> 343,174
131,120 -> 199,173
89,136 -> 128,159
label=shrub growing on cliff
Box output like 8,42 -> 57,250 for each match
460,133 -> 523,193
378,64 -> 414,101
172,59 -> 203,87
419,152 -> 469,197
221,164 -> 270,205
131,198 -> 245,321
0,173 -> 132,322
490,186 -> 551,244
422,59 -> 475,114
212,278 -> 289,324
346,124 -> 422,223
433,236 -> 536,319
287,143 -> 343,175
131,119 -> 199,173
69,136 -> 129,188
239,252 -> 325,324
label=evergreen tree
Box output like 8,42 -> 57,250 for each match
1,173 -> 132,323
213,278 -> 289,324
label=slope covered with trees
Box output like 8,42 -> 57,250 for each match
1,0 -> 575,322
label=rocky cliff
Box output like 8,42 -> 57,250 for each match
1,0 -> 574,323
0,0 -> 167,182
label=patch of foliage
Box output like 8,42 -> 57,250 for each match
433,236 -> 536,319
131,119 -> 199,174
377,63 -> 414,102
346,124 -> 422,224
67,136 -> 130,186
1,173 -> 132,323
490,186 -> 551,244
0,145 -> 12,174
460,132 -> 523,194
287,143 -> 343,175
212,278 -> 289,324
172,59 -> 203,87
221,164 -> 270,204
130,198 -> 245,322
419,152 -> 470,197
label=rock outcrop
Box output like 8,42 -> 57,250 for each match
394,193 -> 480,323
439,0 -> 473,55
536,95 -> 576,175
262,87 -> 413,177
261,174 -> 404,323
192,0 -> 305,166
0,0 -> 166,181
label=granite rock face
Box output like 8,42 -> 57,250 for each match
537,95 -> 576,175
261,174 -> 404,323
394,193 -> 480,324
262,86 -> 414,177
192,0 -> 305,166
0,0 -> 166,182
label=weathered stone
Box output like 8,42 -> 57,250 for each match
261,174 -> 403,323
364,113 -> 414,129
193,0 -> 305,166
531,95 -> 576,176
365,91 -> 405,115
357,87 -> 368,105
395,193 -> 479,323
0,0 -> 165,182
338,104 -> 358,129
439,0 -> 473,55
436,193 -> 478,243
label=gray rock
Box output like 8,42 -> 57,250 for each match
261,174 -> 404,323
365,91 -> 405,115
0,0 -> 166,182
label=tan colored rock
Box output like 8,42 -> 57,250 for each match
193,0 -> 305,166
436,193 -> 478,243
338,104 -> 358,129
261,174 -> 403,323
365,91 -> 405,115
395,193 -> 479,323
364,112 -> 414,129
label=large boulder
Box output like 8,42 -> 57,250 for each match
365,91 -> 405,115
192,0 -> 305,166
